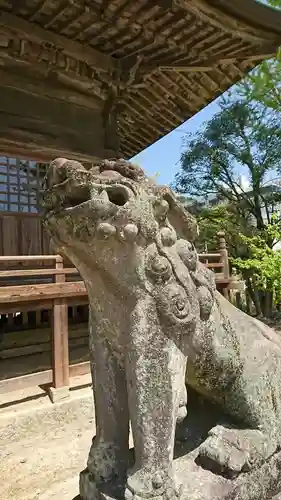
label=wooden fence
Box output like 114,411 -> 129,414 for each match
0,254 -> 89,401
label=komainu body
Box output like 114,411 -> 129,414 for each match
43,158 -> 281,500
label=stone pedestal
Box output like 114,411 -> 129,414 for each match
78,448 -> 281,500
48,386 -> 70,403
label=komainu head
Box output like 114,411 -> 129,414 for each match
43,158 -> 198,258
43,158 -> 216,323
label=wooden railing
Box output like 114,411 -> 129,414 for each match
0,235 -> 244,400
198,232 -> 244,299
0,255 -> 89,401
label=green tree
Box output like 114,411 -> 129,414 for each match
241,49 -> 281,112
174,97 -> 281,316
176,194 -> 251,254
231,217 -> 281,317
197,205 -> 252,255
174,99 -> 281,234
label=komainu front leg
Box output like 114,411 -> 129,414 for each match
176,384 -> 187,424
197,424 -> 277,478
80,322 -> 130,499
125,298 -> 186,500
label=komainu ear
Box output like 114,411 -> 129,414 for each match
157,187 -> 198,242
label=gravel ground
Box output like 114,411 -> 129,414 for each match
0,425 -> 92,499
0,379 -> 94,500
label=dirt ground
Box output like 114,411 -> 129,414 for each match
1,423 -> 92,499
0,376 -> 94,500
0,374 -> 135,500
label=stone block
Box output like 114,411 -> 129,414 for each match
48,386 -> 70,403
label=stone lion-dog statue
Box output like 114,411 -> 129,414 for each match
43,158 -> 281,500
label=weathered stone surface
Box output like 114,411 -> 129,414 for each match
43,159 -> 281,500
223,449 -> 281,500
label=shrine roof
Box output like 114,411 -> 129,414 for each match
1,0 -> 281,158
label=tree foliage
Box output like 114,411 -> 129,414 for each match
174,94 -> 281,316
180,201 -> 251,256
174,98 -> 281,234
241,50 -> 281,111
231,217 -> 281,313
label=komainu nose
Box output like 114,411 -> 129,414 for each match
45,158 -> 68,189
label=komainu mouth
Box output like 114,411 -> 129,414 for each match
43,158 -> 281,500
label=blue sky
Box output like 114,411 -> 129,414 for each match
131,98 -> 221,186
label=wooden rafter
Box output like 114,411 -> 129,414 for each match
0,0 -> 281,161
0,11 -> 116,72
188,0 -> 279,41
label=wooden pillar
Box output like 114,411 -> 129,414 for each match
218,232 -> 230,300
49,255 -> 70,402
22,311 -> 29,326
35,310 -> 41,326
7,313 -> 14,327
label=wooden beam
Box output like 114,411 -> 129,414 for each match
0,11 -> 117,73
0,297 -> 88,314
0,268 -> 78,278
159,65 -> 214,72
0,362 -> 92,395
158,55 -> 275,72
207,0 -> 281,36
199,253 -> 221,259
0,85 -> 119,162
1,335 -> 88,360
0,140 -> 116,165
0,255 -> 59,262
69,361 -> 91,379
0,370 -> 53,395
0,68 -> 103,111
0,281 -> 87,303
0,59 -> 107,102
141,45 -> 276,76
204,262 -> 224,269
186,0 -> 279,42
0,300 -> 52,314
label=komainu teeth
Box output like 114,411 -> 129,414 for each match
89,186 -> 100,198
100,189 -> 109,201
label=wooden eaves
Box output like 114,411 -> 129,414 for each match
0,0 -> 281,161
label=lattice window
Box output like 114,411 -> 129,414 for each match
0,157 -> 47,213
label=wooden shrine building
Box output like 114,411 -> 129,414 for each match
1,1 -> 281,162
0,0 -> 280,399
